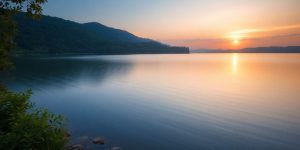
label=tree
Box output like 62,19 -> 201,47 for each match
0,88 -> 68,150
0,0 -> 47,71
0,1 -> 69,149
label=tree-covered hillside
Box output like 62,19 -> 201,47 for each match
14,14 -> 189,55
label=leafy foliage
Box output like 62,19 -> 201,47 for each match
1,1 -> 68,150
0,0 -> 47,71
0,87 -> 68,150
0,0 -> 47,17
0,87 -> 32,131
0,9 -> 16,71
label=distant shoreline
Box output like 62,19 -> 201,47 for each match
191,52 -> 300,53
192,46 -> 300,53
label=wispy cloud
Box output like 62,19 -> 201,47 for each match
164,24 -> 300,44
164,33 -> 300,43
164,38 -> 224,43
230,24 -> 300,35
245,33 -> 300,41
163,33 -> 300,49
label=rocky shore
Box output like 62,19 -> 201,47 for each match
67,135 -> 121,150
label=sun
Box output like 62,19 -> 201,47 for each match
230,34 -> 242,45
233,40 -> 240,44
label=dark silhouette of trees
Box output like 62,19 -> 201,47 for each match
1,1 -> 69,150
0,0 -> 47,71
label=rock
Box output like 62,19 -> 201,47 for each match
66,132 -> 71,137
69,144 -> 84,150
92,137 -> 105,145
110,147 -> 121,150
77,136 -> 89,144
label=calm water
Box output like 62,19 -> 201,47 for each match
2,54 -> 300,150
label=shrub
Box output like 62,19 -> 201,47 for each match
0,87 -> 68,150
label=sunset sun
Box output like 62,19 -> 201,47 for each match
233,39 -> 240,44
230,34 -> 242,45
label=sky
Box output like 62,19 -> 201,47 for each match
43,0 -> 300,49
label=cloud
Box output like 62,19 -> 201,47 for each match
164,38 -> 224,43
163,33 -> 300,49
162,24 -> 300,49
237,33 -> 300,41
230,24 -> 300,35
165,24 -> 300,44
165,33 -> 300,43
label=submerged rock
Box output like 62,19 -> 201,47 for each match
66,132 -> 71,137
109,147 -> 121,150
92,137 -> 105,145
77,136 -> 89,144
69,144 -> 84,150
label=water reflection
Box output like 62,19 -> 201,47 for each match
2,54 -> 300,150
231,53 -> 239,75
2,57 -> 134,91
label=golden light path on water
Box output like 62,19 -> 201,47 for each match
231,53 -> 239,75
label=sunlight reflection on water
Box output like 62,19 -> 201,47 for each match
2,54 -> 300,150
231,53 -> 239,75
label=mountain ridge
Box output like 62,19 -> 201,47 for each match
14,13 -> 189,55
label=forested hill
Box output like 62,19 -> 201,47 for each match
14,14 -> 189,55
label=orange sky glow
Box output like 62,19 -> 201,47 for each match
131,0 -> 300,49
45,0 -> 300,49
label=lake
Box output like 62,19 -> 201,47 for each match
2,54 -> 300,150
